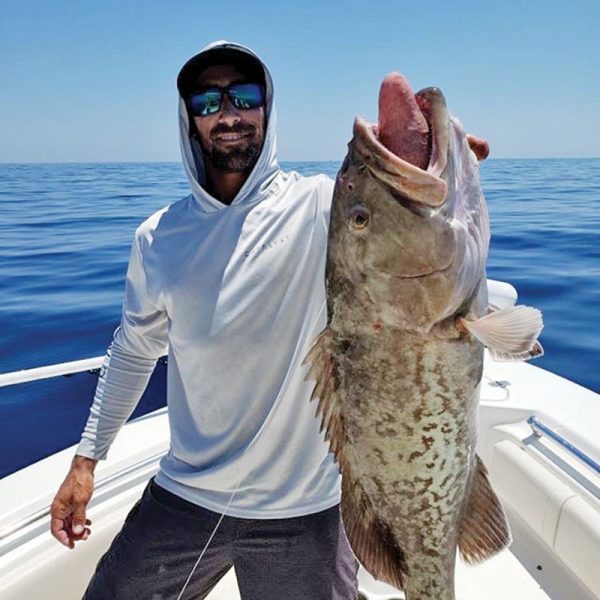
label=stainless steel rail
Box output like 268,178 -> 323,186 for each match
0,355 -> 168,388
0,356 -> 104,388
527,415 -> 600,475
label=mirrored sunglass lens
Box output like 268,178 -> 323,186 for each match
228,84 -> 264,110
190,91 -> 222,116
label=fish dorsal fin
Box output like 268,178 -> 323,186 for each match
458,455 -> 512,563
303,328 -> 406,589
459,305 -> 544,362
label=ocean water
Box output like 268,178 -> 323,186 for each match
0,159 -> 598,478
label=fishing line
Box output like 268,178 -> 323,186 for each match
173,303 -> 327,599
175,477 -> 242,600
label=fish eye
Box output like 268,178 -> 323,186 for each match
347,206 -> 370,230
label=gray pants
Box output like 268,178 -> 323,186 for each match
83,479 -> 359,600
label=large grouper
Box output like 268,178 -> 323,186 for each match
305,73 -> 544,599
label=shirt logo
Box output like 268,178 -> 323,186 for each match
243,234 -> 291,259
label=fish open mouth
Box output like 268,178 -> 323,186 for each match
352,74 -> 450,208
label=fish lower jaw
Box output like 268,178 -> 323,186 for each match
352,117 -> 448,207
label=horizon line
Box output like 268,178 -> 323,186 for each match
1,156 -> 599,165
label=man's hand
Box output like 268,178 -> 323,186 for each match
466,134 -> 490,161
50,455 -> 97,548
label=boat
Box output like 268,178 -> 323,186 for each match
0,280 -> 598,600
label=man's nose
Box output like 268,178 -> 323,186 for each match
217,94 -> 241,124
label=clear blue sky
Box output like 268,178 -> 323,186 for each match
1,0 -> 598,162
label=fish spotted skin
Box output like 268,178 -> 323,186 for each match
339,329 -> 481,598
306,84 -> 515,600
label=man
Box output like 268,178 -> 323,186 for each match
50,40 -> 489,599
50,40 -> 358,599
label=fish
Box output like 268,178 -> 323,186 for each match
305,72 -> 543,599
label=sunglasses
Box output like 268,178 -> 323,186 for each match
188,83 -> 265,117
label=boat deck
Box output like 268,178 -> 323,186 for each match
207,550 -> 552,599
0,446 -> 552,600
0,472 -> 552,600
1,317 -> 599,599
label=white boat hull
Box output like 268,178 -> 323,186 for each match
1,283 -> 599,599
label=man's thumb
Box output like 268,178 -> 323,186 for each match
72,505 -> 87,534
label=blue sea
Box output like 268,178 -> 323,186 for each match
0,160 -> 598,478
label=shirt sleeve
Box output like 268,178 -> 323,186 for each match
76,233 -> 168,460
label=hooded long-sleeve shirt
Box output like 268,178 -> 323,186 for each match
76,41 -> 341,518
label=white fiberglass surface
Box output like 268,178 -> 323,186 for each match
2,349 -> 599,599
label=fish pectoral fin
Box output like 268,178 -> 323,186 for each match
459,305 -> 544,362
303,327 -> 344,461
341,473 -> 406,590
458,455 -> 511,563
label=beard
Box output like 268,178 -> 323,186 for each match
208,141 -> 262,173
203,123 -> 263,173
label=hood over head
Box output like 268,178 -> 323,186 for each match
177,40 -> 279,212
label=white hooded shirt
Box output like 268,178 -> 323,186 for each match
76,41 -> 341,518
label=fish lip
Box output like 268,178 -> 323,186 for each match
414,87 -> 449,178
353,116 -> 448,208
